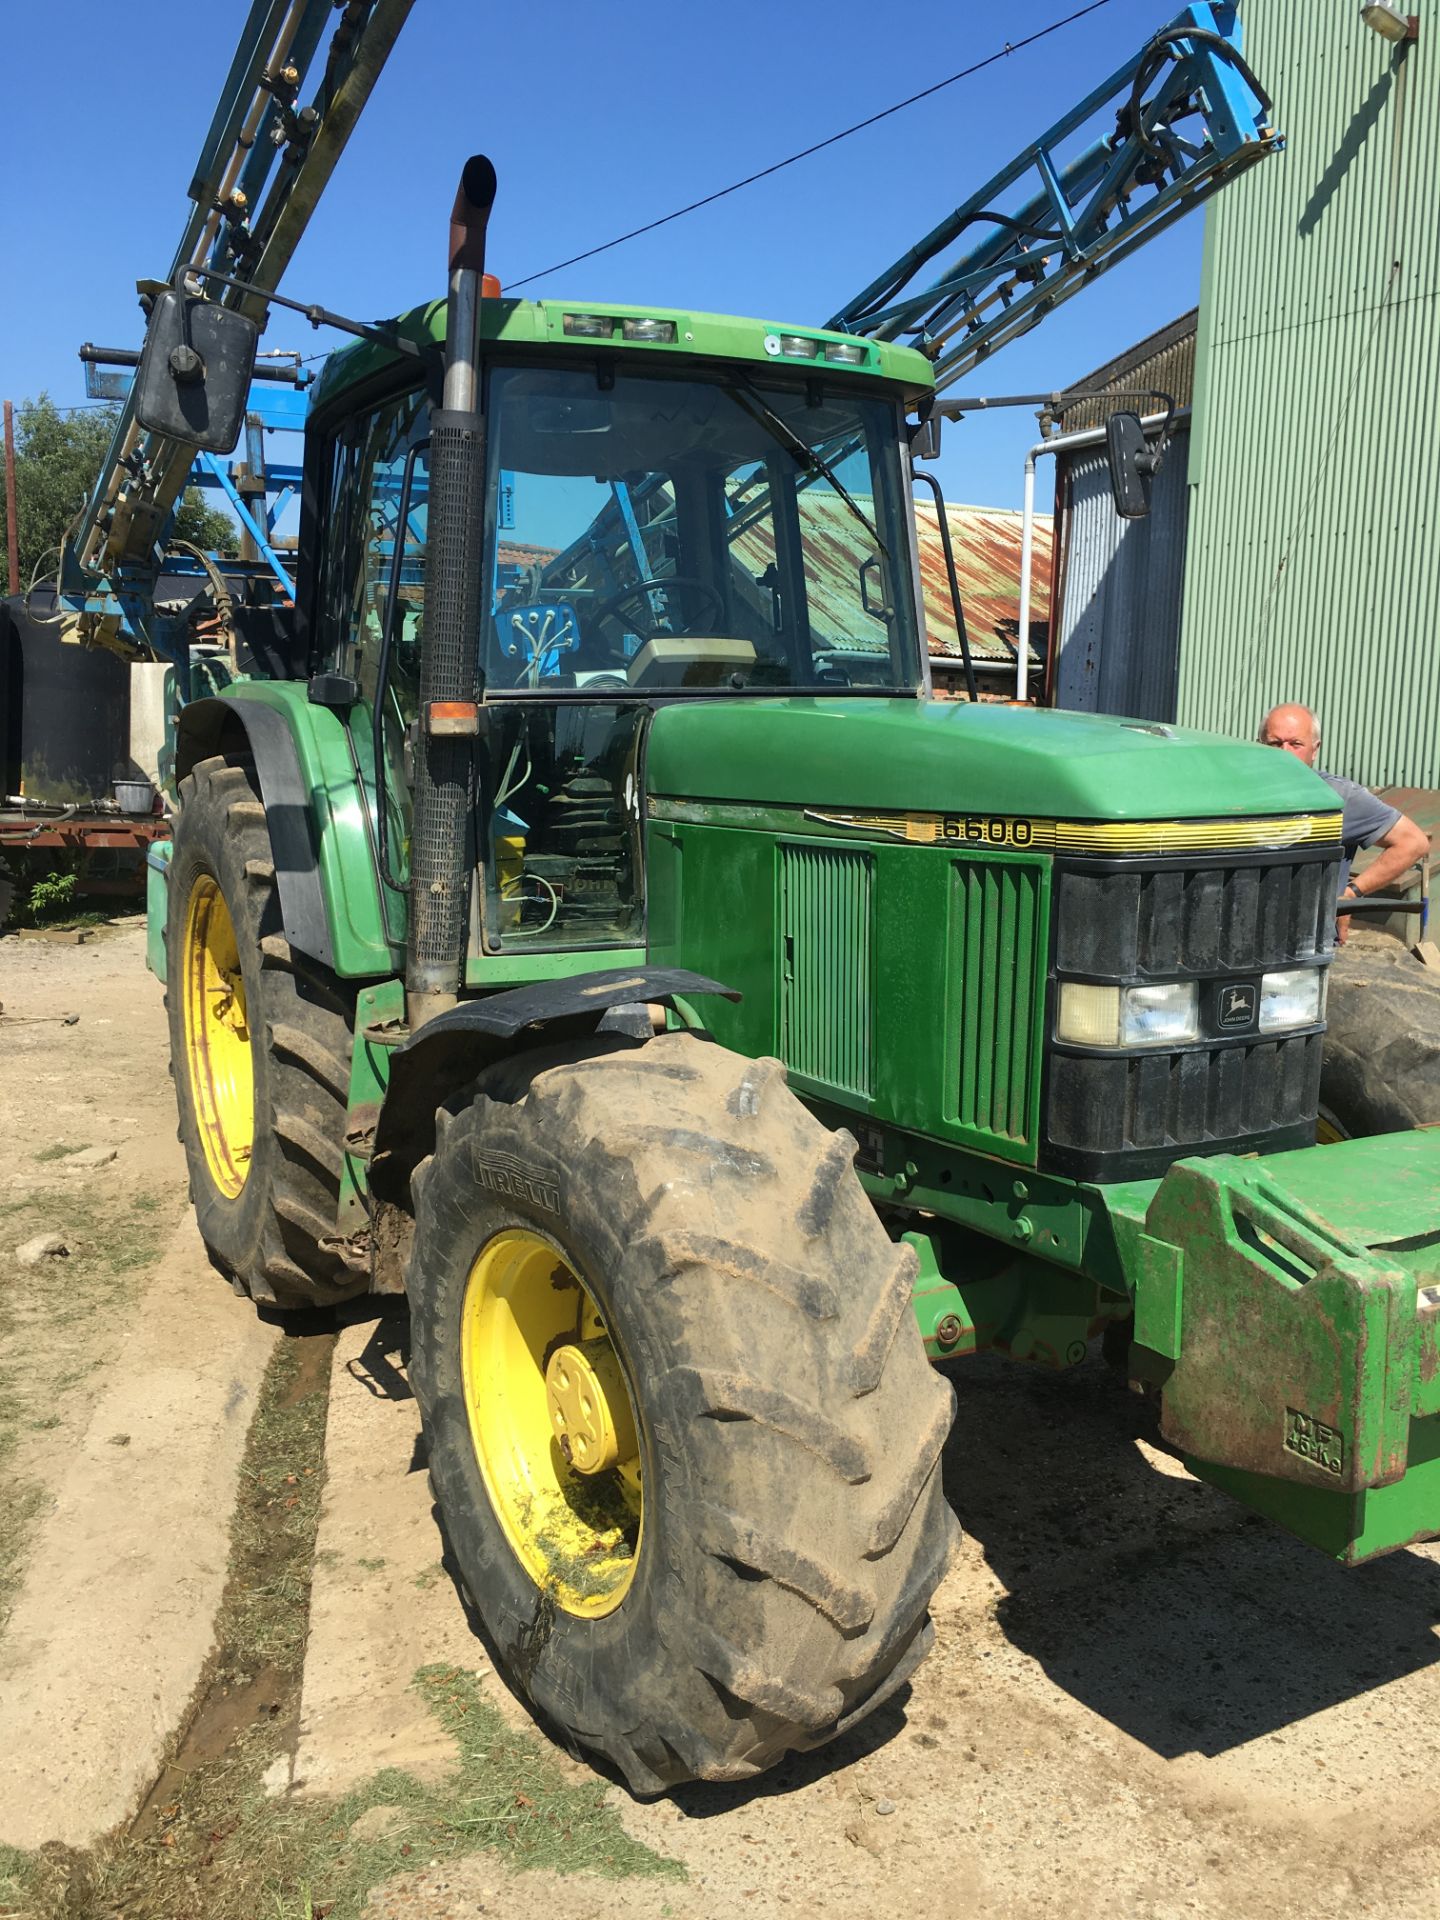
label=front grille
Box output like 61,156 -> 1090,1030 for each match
1054,856 -> 1340,980
1042,849 -> 1336,1181
779,843 -> 873,1098
1046,1034 -> 1322,1160
953,857 -> 1044,1154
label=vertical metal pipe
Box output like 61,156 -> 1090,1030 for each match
3,402 -> 18,596
406,155 -> 498,1028
443,270 -> 480,415
1016,452 -> 1037,701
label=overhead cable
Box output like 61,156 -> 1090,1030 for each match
505,0 -> 1115,290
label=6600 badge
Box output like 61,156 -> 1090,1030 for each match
940,814 -> 1035,847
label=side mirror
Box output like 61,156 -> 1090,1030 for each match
908,410 -> 941,461
133,277 -> 258,453
1106,410 -> 1157,520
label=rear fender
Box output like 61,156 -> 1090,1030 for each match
176,684 -> 398,976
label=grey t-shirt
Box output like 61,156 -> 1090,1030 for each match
1319,770 -> 1401,893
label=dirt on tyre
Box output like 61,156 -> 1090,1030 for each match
1321,935 -> 1440,1136
166,752 -> 366,1310
406,1030 -> 959,1795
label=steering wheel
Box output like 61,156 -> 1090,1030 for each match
595,575 -> 725,637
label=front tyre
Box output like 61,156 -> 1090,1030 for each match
407,1032 -> 958,1794
1322,936 -> 1440,1135
166,753 -> 366,1311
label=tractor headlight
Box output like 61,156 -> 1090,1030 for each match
1259,966 -> 1326,1033
1057,980 -> 1200,1049
621,317 -> 677,343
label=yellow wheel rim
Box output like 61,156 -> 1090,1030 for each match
1316,1107 -> 1350,1145
182,874 -> 255,1199
461,1229 -> 642,1618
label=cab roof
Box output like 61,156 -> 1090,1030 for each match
310,296 -> 935,413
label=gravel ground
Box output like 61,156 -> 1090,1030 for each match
368,1337 -> 1440,1917
7,920 -> 1440,1917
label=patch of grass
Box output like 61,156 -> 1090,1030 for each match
0,1840 -> 40,1907
33,1143 -> 81,1163
220,1662 -> 684,1915
356,1556 -> 386,1572
0,1474 -> 44,1636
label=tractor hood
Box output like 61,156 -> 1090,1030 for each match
644,697 -> 1337,823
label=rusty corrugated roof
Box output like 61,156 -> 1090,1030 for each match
915,501 -> 1052,660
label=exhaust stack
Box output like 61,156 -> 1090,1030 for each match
406,155 -> 498,1028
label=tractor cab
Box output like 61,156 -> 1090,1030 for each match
305,304 -> 931,964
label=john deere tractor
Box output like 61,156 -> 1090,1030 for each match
150,159 -> 1440,1795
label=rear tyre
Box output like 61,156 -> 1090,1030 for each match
1321,937 -> 1440,1135
166,753 -> 366,1310
407,1031 -> 958,1794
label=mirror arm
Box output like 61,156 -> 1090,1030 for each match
1137,388 -> 1177,474
182,265 -> 436,364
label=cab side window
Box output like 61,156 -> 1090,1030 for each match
313,385 -> 430,918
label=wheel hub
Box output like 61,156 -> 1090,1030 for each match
460,1229 -> 642,1617
182,874 -> 255,1199
545,1337 -> 637,1475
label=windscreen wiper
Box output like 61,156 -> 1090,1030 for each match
729,380 -> 886,557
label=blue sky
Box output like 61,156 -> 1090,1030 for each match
0,0 -> 1223,515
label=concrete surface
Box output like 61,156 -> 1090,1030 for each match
284,1310 -> 492,1800
0,1216 -> 277,1850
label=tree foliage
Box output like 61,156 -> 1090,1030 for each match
0,394 -> 234,592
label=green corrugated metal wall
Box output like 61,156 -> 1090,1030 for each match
1180,5 -> 1440,787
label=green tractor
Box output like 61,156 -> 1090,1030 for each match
154,161 -> 1440,1795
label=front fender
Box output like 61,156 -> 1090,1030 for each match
368,966 -> 740,1210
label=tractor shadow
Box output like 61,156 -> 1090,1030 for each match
301,1300 -> 1440,1796
939,1351 -> 1440,1760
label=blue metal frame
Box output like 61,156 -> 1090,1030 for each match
63,0 -> 413,663
828,4 -> 1281,394
195,452 -> 298,596
79,361 -> 311,599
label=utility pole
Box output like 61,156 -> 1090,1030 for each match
3,401 -> 18,596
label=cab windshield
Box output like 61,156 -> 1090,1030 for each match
483,363 -> 922,696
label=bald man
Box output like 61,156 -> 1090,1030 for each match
1259,703 -> 1430,927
